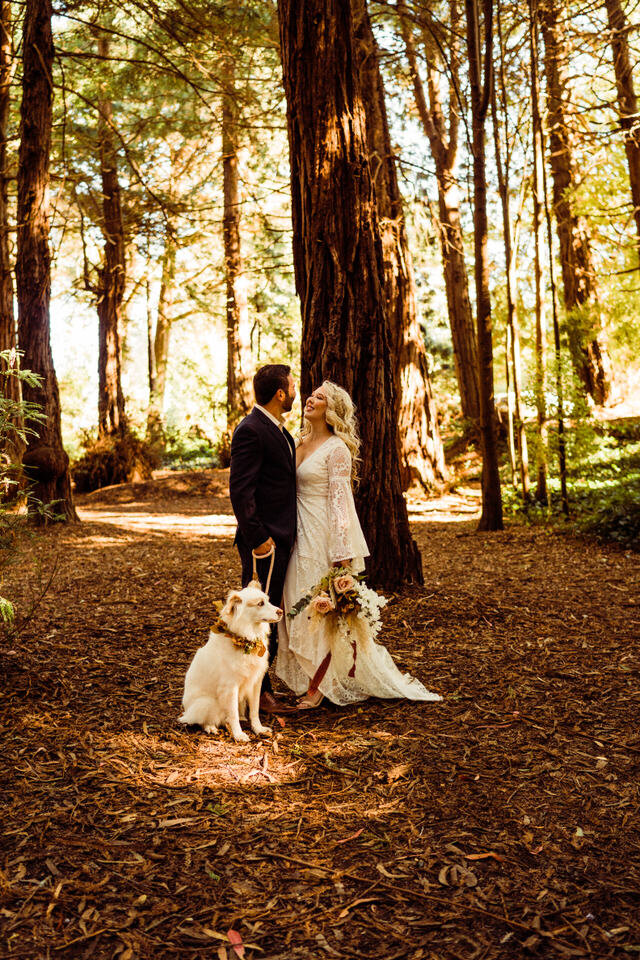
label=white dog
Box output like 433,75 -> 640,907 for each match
179,583 -> 281,742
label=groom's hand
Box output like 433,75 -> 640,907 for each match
255,537 -> 275,556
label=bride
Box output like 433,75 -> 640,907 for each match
276,381 -> 441,710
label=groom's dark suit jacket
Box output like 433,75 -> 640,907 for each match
229,408 -> 296,692
229,407 -> 296,551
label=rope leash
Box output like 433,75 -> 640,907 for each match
252,543 -> 276,594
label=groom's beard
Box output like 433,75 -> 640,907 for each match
282,396 -> 295,413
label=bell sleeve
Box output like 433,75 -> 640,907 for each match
327,442 -> 369,565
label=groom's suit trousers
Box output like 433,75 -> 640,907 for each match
237,534 -> 291,694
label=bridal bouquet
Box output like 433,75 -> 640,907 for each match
288,566 -> 387,676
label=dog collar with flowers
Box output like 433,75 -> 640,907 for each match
210,616 -> 266,657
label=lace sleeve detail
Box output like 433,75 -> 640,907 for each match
327,441 -> 353,563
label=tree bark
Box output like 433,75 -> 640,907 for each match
353,0 -> 446,492
0,0 -> 20,443
529,0 -> 548,503
465,0 -> 503,530
605,0 -> 640,255
223,58 -> 252,433
277,0 -> 423,589
148,230 -> 176,434
397,0 -> 481,427
540,0 -> 612,405
493,2 -> 530,501
96,32 -> 126,438
16,0 -> 76,521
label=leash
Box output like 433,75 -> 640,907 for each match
252,543 -> 276,594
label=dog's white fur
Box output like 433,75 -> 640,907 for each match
179,583 -> 281,742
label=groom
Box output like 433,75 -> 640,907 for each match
229,364 -> 297,714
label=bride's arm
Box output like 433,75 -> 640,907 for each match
327,443 -> 354,565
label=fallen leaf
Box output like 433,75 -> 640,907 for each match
227,928 -> 245,958
335,828 -> 364,845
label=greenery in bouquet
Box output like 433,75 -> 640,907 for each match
288,564 -> 387,640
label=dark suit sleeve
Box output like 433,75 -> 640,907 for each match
229,423 -> 270,549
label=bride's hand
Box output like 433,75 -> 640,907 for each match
333,559 -> 353,568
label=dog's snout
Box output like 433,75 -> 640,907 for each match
276,607 -> 283,618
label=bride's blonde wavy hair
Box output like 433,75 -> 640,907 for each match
300,380 -> 361,482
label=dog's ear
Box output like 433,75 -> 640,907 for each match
223,591 -> 243,617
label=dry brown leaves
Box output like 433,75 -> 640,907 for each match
1,469 -> 639,959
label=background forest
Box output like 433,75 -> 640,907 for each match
2,0 -> 640,554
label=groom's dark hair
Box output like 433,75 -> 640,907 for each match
253,364 -> 291,405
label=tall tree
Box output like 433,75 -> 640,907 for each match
96,31 -> 126,438
353,0 -> 446,491
222,57 -> 253,431
492,1 -> 530,501
604,0 -> 640,256
540,0 -> 612,406
0,0 -> 19,431
277,0 -> 423,588
397,0 -> 481,428
16,0 -> 76,520
465,0 -> 503,530
529,0 -> 548,503
148,227 -> 176,435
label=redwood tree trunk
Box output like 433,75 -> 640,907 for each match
353,0 -> 446,491
277,0 -> 423,588
398,0 -> 481,427
223,58 -> 252,432
530,0 -> 549,503
96,33 -> 126,438
16,0 -> 76,521
148,230 -> 175,435
541,0 -> 612,405
605,0 -> 640,254
0,0 -> 19,434
465,0 -> 503,531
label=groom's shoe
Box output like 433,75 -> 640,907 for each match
259,691 -> 298,715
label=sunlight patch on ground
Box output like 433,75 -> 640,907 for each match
407,487 -> 481,523
78,508 -> 236,537
102,730 -> 302,789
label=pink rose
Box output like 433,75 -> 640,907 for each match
311,592 -> 335,615
334,574 -> 356,594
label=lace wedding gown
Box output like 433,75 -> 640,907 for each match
275,435 -> 441,705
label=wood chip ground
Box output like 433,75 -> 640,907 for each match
2,469 -> 639,958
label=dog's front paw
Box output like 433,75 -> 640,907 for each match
233,731 -> 250,743
204,724 -> 218,735
252,724 -> 272,737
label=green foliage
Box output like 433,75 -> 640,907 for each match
503,416 -> 640,551
71,430 -> 160,493
160,424 -> 218,469
0,352 -> 50,629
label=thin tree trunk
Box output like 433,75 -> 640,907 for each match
397,0 -> 481,427
0,0 -> 21,449
96,32 -> 126,438
465,0 -> 503,531
540,0 -> 612,406
146,270 -> 156,415
492,3 -> 530,500
223,58 -> 252,433
529,0 -> 548,504
541,119 -> 569,516
277,0 -> 423,589
605,0 -> 640,255
353,0 -> 446,492
149,232 -> 175,431
16,0 -> 76,521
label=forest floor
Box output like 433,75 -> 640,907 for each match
2,469 -> 640,960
